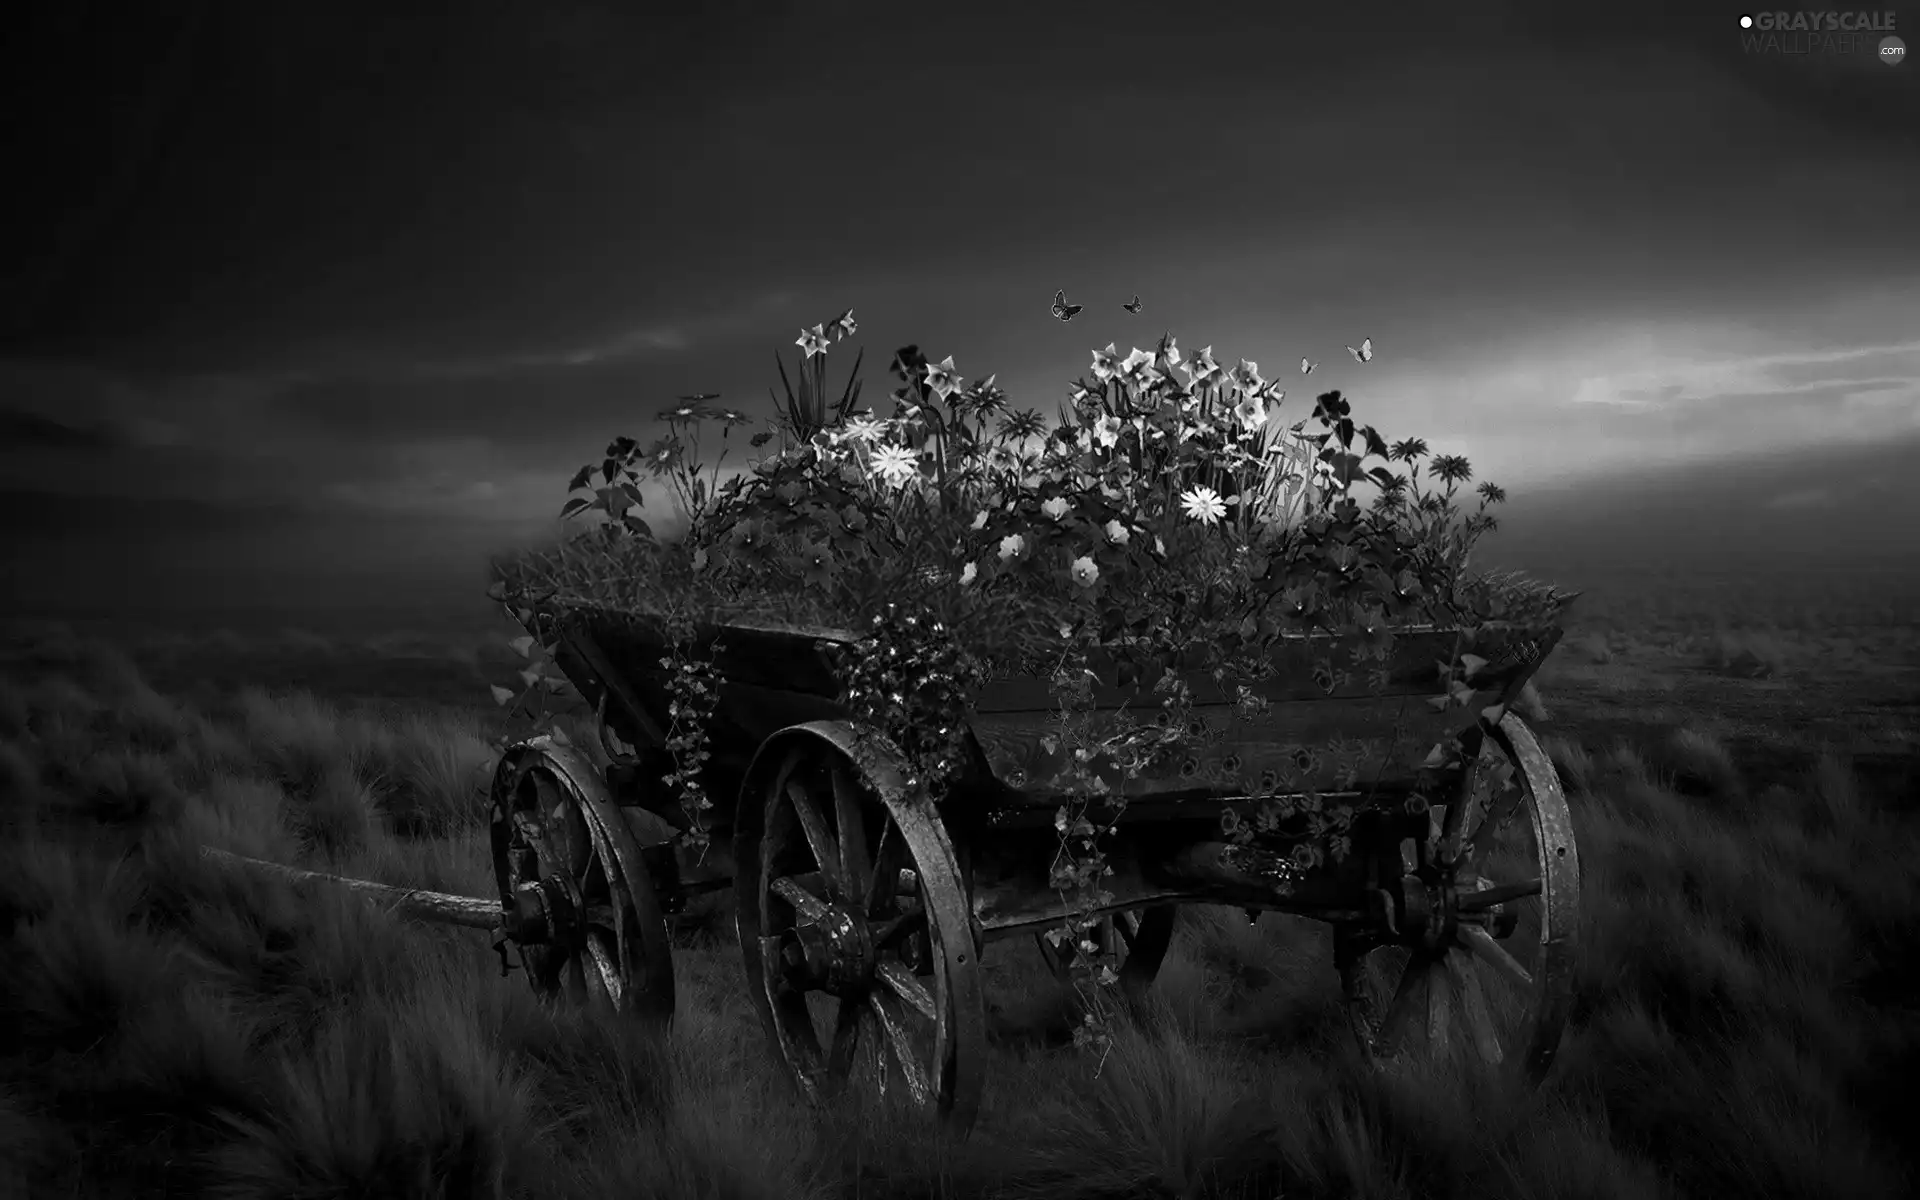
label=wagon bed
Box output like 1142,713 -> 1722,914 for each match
206,596 -> 1581,1139
534,602 -> 1563,819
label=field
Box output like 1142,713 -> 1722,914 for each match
1,560 -> 1917,1200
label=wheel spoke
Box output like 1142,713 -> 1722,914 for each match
869,907 -> 926,951
830,764 -> 873,908
864,822 -> 903,913
826,997 -> 864,1079
1463,780 -> 1526,872
785,778 -> 845,899
1423,954 -> 1457,1055
1458,924 -> 1534,989
1437,729 -> 1486,866
869,988 -> 934,1104
1376,955 -> 1434,1055
874,958 -> 939,1022
770,874 -> 832,923
1446,954 -> 1504,1066
1455,876 -> 1541,912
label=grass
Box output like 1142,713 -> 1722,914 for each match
2,617 -> 1917,1199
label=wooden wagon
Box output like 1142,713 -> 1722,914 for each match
205,601 -> 1578,1137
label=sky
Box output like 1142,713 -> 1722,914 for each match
3,0 -> 1917,633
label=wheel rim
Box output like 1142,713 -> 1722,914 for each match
735,726 -> 986,1135
1033,906 -> 1177,1000
489,742 -> 675,1022
1340,714 -> 1579,1081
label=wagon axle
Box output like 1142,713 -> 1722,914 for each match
1383,874 -> 1521,954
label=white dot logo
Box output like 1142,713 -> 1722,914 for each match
1739,14 -> 1754,28
1883,36 -> 1907,65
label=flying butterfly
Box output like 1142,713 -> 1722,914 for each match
1346,338 -> 1373,364
1051,289 -> 1084,321
1122,294 -> 1143,314
1300,357 -> 1317,376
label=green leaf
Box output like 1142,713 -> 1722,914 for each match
560,497 -> 591,519
507,635 -> 536,658
489,684 -> 516,707
568,465 -> 593,492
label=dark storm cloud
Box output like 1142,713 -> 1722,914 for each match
0,407 -> 124,450
0,0 -> 1915,527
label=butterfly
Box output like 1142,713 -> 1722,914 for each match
1051,289 -> 1084,321
1346,338 -> 1373,363
1300,357 -> 1317,376
1122,294 -> 1143,314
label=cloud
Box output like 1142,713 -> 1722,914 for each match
1563,338 -> 1920,411
0,406 -> 124,449
1762,474 -> 1894,512
389,288 -> 801,379
1763,487 -> 1834,510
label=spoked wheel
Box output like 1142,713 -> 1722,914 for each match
1034,906 -> 1177,1001
1338,713 -> 1579,1081
490,737 -> 675,1022
735,722 -> 987,1137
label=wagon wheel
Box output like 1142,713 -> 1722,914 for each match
734,722 -> 987,1136
1033,907 -> 1177,1000
490,738 -> 675,1022
1338,713 -> 1579,1081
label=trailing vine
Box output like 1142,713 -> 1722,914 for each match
489,309 -> 1570,1056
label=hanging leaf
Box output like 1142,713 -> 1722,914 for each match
489,684 -> 516,707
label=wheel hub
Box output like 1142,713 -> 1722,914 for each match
1388,871 -> 1518,951
501,874 -> 582,947
782,904 -> 875,996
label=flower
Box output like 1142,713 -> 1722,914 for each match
971,510 -> 990,531
716,407 -> 751,425
796,324 -> 832,358
1232,392 -> 1268,435
1182,345 -> 1222,386
924,355 -> 963,401
796,540 -> 835,589
1157,335 -> 1183,368
959,561 -> 978,586
1000,409 -> 1047,442
1091,413 -> 1123,450
998,532 -> 1028,561
1103,519 -> 1130,546
1119,347 -> 1156,379
1090,344 -> 1120,381
1179,485 -> 1228,526
831,308 -> 858,339
842,413 -> 886,443
1041,496 -> 1071,522
1230,359 -> 1266,394
659,397 -> 714,423
868,442 -> 920,488
1069,555 -> 1100,588
645,436 -> 682,472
